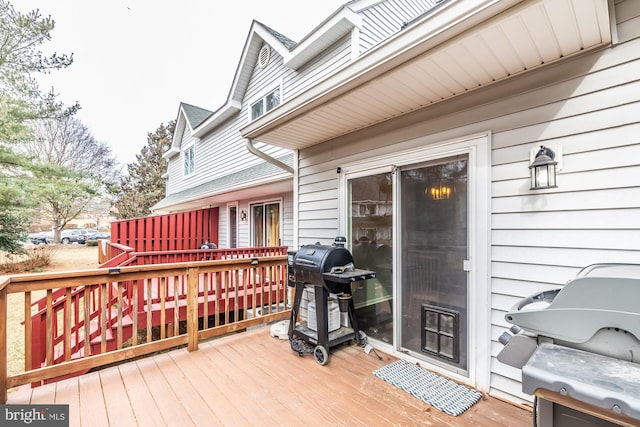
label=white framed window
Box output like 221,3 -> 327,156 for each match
227,203 -> 238,248
183,144 -> 195,176
249,82 -> 282,121
250,200 -> 282,247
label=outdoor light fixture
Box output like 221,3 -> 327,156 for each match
529,145 -> 558,190
240,210 -> 247,221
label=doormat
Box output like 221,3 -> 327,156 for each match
373,359 -> 482,416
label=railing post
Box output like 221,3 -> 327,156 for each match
186,267 -> 199,352
1,286 -> 7,403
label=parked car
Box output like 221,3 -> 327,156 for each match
60,229 -> 89,244
30,232 -> 54,245
87,232 -> 110,240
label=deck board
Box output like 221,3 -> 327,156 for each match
7,326 -> 532,426
116,362 -> 165,427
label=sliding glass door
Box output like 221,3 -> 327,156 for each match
347,154 -> 469,372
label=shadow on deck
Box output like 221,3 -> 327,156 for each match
8,326 -> 532,427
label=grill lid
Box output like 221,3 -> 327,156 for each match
291,243 -> 375,292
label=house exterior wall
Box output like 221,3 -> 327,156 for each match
217,192 -> 294,249
296,27 -> 640,403
615,0 -> 640,42
164,0 -> 444,201
358,0 -> 438,51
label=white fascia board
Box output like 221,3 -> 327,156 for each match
163,109 -> 187,159
253,25 -> 291,59
241,0 -> 523,138
163,147 -> 180,160
192,100 -> 242,138
283,8 -> 362,70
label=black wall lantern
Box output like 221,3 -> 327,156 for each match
529,145 -> 558,190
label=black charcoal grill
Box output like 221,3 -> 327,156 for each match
497,263 -> 640,426
288,237 -> 375,365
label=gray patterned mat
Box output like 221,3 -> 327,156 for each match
373,359 -> 482,416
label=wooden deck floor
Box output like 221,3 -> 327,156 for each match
8,326 -> 532,426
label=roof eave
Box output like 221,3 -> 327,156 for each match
283,8 -> 362,70
240,0 -> 525,141
192,101 -> 242,138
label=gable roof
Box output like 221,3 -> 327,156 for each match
181,103 -> 212,129
192,4 -> 360,138
164,102 -> 213,159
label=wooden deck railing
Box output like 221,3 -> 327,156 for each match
0,255 -> 290,403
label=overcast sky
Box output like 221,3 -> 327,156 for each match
16,0 -> 347,165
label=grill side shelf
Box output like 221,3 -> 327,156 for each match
322,269 -> 376,283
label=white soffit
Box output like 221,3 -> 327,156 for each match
245,0 -> 611,150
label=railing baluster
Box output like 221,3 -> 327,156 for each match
132,280 -> 138,346
234,269 -> 240,323
100,283 -> 107,354
203,272 -> 209,329
64,288 -> 72,361
223,271 -> 230,325
214,271 -> 220,327
173,275 -> 179,336
160,276 -> 166,339
83,287 -> 90,357
24,291 -> 31,372
146,278 -> 152,343
117,282 -> 123,350
46,289 -> 53,366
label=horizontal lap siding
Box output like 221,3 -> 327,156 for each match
488,38 -> 640,401
299,34 -> 640,403
615,0 -> 640,42
359,0 -> 438,51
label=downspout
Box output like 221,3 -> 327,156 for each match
245,138 -> 294,174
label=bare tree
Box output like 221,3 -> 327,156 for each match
23,116 -> 121,241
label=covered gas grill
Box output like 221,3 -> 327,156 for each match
288,237 -> 375,365
498,263 -> 640,426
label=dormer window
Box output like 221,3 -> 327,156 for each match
250,86 -> 281,120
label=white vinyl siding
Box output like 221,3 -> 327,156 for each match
164,2 -> 446,198
221,192 -> 293,249
358,0 -> 438,51
297,34 -> 640,403
615,0 -> 640,42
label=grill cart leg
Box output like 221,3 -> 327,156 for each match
314,286 -> 329,349
288,281 -> 305,340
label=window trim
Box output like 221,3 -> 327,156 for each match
227,202 -> 238,248
248,80 -> 283,122
249,198 -> 283,247
182,142 -> 195,177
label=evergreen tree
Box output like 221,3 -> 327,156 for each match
111,121 -> 174,219
0,1 -> 76,252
